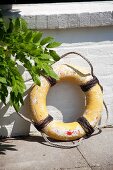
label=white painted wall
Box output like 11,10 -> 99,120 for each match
0,36 -> 113,137
0,2 -> 113,137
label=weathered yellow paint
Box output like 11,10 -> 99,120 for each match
29,65 -> 103,141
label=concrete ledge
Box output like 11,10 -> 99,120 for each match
2,1 -> 113,29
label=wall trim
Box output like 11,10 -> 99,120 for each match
1,1 -> 113,29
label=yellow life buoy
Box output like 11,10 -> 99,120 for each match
29,64 -> 103,141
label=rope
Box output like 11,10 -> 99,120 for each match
64,64 -> 91,77
103,101 -> 109,126
61,52 -> 94,76
61,51 -> 104,92
16,111 -> 33,123
41,132 -> 84,149
96,101 -> 113,129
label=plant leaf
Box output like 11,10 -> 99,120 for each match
15,17 -> 20,31
46,42 -> 61,48
39,54 -> 53,60
20,18 -> 28,32
40,36 -> 54,45
7,18 -> 13,33
49,50 -> 60,61
43,65 -> 59,80
33,74 -> 41,86
0,77 -> 7,84
33,32 -> 43,43
25,31 -> 32,42
10,92 -> 22,112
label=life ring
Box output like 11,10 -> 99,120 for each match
29,64 -> 103,141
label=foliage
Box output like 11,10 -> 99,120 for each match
0,15 -> 61,112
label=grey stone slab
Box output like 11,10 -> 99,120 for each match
92,164 -> 113,170
78,129 -> 113,167
36,15 -> 48,29
90,12 -> 113,27
47,15 -> 59,29
0,136 -> 89,170
5,2 -> 113,29
57,14 -> 69,29
68,14 -> 79,28
79,13 -> 90,27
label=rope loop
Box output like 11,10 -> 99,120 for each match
61,51 -> 94,76
41,132 -> 84,149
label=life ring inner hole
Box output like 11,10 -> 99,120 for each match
47,79 -> 85,123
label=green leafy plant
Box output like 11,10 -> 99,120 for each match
0,15 -> 61,112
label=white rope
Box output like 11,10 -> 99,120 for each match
95,100 -> 113,130
16,111 -> 33,123
41,132 -> 84,149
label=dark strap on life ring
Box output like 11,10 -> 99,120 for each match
77,116 -> 94,137
34,115 -> 53,132
46,77 -> 57,86
80,76 -> 99,92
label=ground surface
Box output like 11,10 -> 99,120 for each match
0,128 -> 113,170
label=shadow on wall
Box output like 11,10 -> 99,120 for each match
0,4 -> 21,18
42,26 -> 113,44
0,5 -> 12,10
0,86 -> 34,138
0,103 -> 10,138
0,61 -> 33,138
